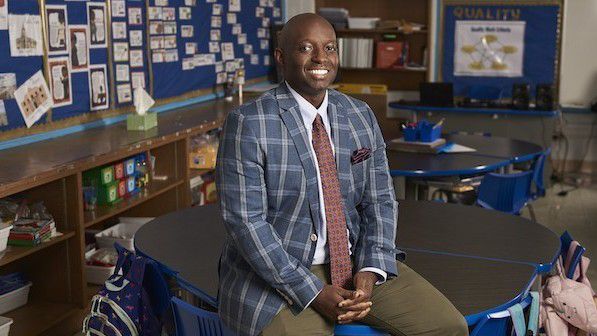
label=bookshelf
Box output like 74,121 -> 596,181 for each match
0,98 -> 232,335
316,0 -> 431,90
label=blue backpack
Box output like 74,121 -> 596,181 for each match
83,243 -> 165,336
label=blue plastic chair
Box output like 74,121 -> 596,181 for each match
171,296 -> 234,336
560,231 -> 586,279
334,323 -> 388,335
530,148 -> 551,199
469,293 -> 538,336
476,171 -> 533,215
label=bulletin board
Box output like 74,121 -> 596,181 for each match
0,0 -> 281,140
439,1 -> 561,98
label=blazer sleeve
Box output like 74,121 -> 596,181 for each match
216,109 -> 324,314
353,105 -> 399,277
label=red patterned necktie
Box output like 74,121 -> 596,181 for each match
312,114 -> 353,289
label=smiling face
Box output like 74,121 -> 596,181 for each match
275,14 -> 338,107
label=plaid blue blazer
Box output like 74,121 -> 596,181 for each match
216,83 -> 398,336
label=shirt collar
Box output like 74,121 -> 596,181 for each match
285,81 -> 328,126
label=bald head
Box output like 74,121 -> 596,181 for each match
274,13 -> 339,107
278,13 -> 335,52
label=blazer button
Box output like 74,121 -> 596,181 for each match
310,234 -> 318,242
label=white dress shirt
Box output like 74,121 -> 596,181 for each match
285,83 -> 387,289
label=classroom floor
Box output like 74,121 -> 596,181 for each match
520,182 -> 597,283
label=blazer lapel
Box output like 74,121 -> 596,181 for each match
276,84 -> 322,233
328,93 -> 352,199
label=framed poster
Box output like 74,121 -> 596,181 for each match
47,56 -> 72,107
69,25 -> 89,72
88,64 -> 109,110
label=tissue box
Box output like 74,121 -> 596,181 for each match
127,112 -> 157,131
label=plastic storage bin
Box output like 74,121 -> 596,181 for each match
95,221 -> 146,251
347,17 -> 380,29
0,316 -> 13,336
0,224 -> 12,253
84,249 -> 116,285
0,282 -> 32,315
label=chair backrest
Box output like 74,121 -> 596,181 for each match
476,171 -> 533,214
470,293 -> 536,336
531,148 -> 551,198
171,296 -> 232,336
560,231 -> 587,280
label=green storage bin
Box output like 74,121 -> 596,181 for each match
127,112 -> 157,131
97,181 -> 121,205
83,166 -> 114,186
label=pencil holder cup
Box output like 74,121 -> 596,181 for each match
419,123 -> 442,142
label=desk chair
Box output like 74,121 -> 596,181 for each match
469,292 -> 538,336
476,171 -> 533,216
560,231 -> 587,279
171,296 -> 233,336
530,148 -> 551,199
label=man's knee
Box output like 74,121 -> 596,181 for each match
438,314 -> 469,336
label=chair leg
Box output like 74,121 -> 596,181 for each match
527,204 -> 537,222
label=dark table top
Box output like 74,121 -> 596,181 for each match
135,201 -> 557,323
397,200 -> 560,272
387,134 -> 543,177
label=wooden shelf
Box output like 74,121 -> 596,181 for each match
189,168 -> 215,180
4,301 -> 78,336
0,231 -> 75,267
336,28 -> 427,35
341,67 -> 427,73
84,179 -> 185,227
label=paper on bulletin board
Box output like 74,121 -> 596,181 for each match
454,20 -> 525,77
0,100 -> 7,126
14,70 -> 52,128
0,0 -> 8,30
9,14 -> 43,57
48,56 -> 72,108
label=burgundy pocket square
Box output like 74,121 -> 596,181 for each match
351,148 -> 371,164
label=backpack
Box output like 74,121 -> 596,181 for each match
82,243 -> 162,336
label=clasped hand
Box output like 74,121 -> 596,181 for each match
312,272 -> 377,324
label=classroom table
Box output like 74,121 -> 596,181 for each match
134,201 -> 559,326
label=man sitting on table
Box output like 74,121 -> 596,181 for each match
216,13 -> 468,336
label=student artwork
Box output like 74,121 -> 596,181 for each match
111,0 -> 126,18
14,70 -> 52,128
185,42 -> 196,55
47,57 -> 72,107
229,0 -> 241,12
155,0 -> 168,6
227,13 -> 236,24
148,7 -> 162,20
152,50 -> 164,63
131,72 -> 145,89
184,0 -> 196,6
150,36 -> 163,49
251,54 -> 259,65
209,41 -> 219,53
273,7 -> 281,18
117,83 -> 132,103
128,8 -> 142,25
243,44 -> 252,55
182,58 -> 194,71
262,17 -> 270,28
215,61 -> 223,73
263,55 -> 270,66
113,42 -> 129,62
211,16 -> 221,28
163,21 -> 176,34
162,7 -> 175,21
164,49 -> 178,62
255,7 -> 264,18
231,24 -> 241,35
238,33 -> 246,45
221,42 -> 234,61
216,71 -> 226,84
116,64 -> 130,82
88,64 -> 108,110
68,26 -> 89,72
164,35 -> 176,49
0,0 -> 7,30
130,50 -> 143,67
212,4 -> 222,15
0,101 -> 7,126
46,5 -> 69,55
87,2 -> 107,48
260,39 -> 269,50
210,29 -> 220,41
112,22 -> 127,40
179,7 -> 191,20
130,30 -> 143,47
8,14 -> 43,57
181,25 -> 193,38
149,21 -> 163,35
0,73 -> 17,99
257,27 -> 267,38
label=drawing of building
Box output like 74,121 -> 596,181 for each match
16,25 -> 37,50
21,85 -> 47,117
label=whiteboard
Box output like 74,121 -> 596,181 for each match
559,0 -> 597,108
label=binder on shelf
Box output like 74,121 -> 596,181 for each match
376,41 -> 403,69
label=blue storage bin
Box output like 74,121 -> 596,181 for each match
403,127 -> 418,142
419,124 -> 442,142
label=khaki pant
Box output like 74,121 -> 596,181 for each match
261,261 -> 469,336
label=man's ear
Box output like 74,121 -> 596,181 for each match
274,48 -> 284,66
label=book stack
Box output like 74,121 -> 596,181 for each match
338,37 -> 374,68
8,219 -> 56,247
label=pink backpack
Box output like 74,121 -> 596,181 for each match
540,244 -> 597,335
